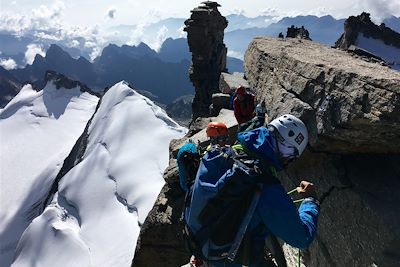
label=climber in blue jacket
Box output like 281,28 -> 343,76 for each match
185,114 -> 320,267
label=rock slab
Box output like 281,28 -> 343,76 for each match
244,37 -> 400,154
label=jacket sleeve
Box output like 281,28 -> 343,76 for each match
256,184 -> 320,248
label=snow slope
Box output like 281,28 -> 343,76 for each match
0,83 -> 99,267
10,82 -> 187,267
356,33 -> 400,71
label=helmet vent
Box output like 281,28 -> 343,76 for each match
288,130 -> 295,137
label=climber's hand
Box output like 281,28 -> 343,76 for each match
297,181 -> 316,198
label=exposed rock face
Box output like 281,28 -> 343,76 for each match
244,37 -> 400,266
245,37 -> 400,154
184,1 -> 228,119
166,95 -> 194,127
0,66 -> 21,108
335,12 -> 400,50
45,71 -> 101,97
286,25 -> 312,40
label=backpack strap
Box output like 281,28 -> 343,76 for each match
227,183 -> 263,262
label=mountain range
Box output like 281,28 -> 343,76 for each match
2,14 -> 398,63
1,38 -> 246,108
1,13 -> 399,109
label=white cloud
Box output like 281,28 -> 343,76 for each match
227,50 -> 244,60
153,25 -> 169,52
231,8 -> 245,16
308,7 -> 329,17
34,31 -> 63,41
0,58 -> 18,70
31,0 -> 65,29
177,26 -> 187,38
128,24 -> 146,46
84,41 -> 97,48
261,7 -> 280,18
127,23 -> 171,51
356,0 -> 400,23
68,40 -> 80,48
25,44 -> 46,65
0,0 -> 65,33
89,46 -> 102,61
107,8 -> 117,19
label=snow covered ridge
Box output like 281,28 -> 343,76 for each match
0,82 -> 99,267
1,81 -> 187,267
356,33 -> 400,71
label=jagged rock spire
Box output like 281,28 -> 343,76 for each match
335,12 -> 400,50
184,1 -> 228,119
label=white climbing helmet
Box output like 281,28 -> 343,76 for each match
268,114 -> 308,156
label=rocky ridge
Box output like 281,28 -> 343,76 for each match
132,12 -> 400,267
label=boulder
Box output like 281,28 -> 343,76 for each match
244,37 -> 400,154
219,72 -> 249,94
210,93 -> 231,116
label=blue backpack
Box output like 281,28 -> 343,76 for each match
180,145 -> 279,263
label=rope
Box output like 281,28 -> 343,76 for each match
287,188 -> 304,267
298,248 -> 301,267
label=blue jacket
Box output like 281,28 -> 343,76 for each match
190,127 -> 319,266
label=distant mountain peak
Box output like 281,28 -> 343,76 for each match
45,70 -> 100,96
335,12 -> 400,70
100,42 -> 158,59
335,12 -> 400,50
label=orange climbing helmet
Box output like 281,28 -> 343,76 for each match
206,122 -> 229,137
